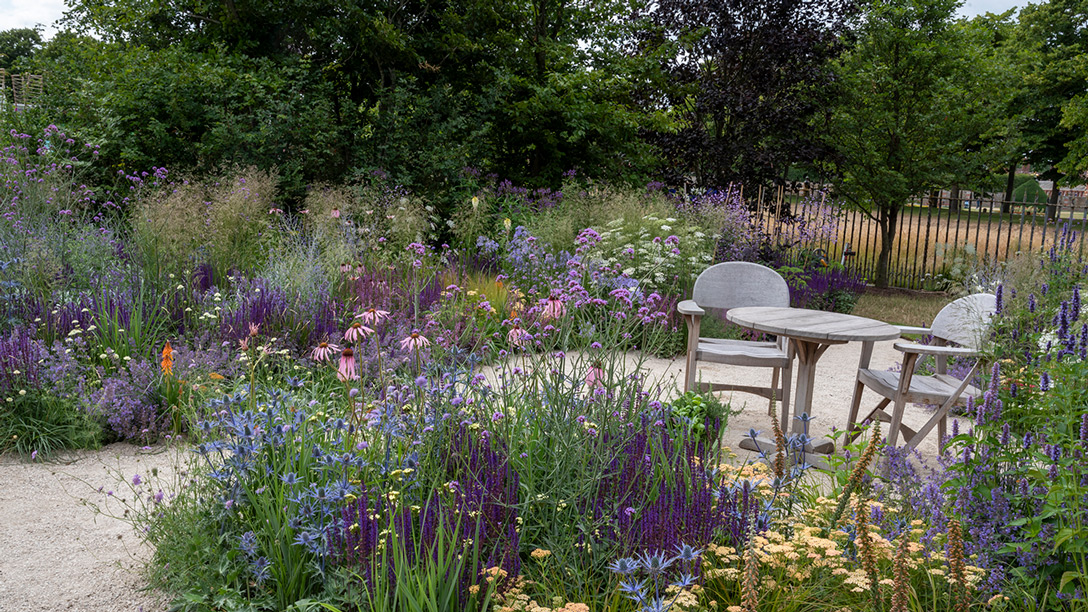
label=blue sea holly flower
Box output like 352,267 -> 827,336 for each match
644,596 -> 667,612
672,573 -> 697,589
637,551 -> 674,576
608,557 -> 639,575
618,578 -> 647,603
251,556 -> 271,584
281,472 -> 299,486
294,530 -> 315,548
237,531 -> 258,556
673,543 -> 702,563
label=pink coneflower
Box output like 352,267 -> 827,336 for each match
311,341 -> 339,362
586,363 -> 605,389
339,263 -> 352,274
343,322 -> 374,343
356,307 -> 391,325
337,347 -> 359,381
248,323 -> 260,337
507,324 -> 531,348
330,208 -> 341,218
543,295 -> 566,320
400,330 -> 431,352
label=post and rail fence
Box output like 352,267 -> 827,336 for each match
742,184 -> 1088,290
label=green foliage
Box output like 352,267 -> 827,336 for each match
0,391 -> 103,458
667,390 -> 732,442
0,28 -> 42,73
823,0 -> 1005,287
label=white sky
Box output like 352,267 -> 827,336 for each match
1,0 -> 1022,40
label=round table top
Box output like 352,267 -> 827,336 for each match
726,307 -> 901,343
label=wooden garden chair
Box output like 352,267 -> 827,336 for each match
677,262 -> 794,428
845,293 -> 997,451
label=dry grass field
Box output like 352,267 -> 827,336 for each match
765,200 -> 1088,288
852,287 -> 951,327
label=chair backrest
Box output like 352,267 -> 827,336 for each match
692,262 -> 790,310
931,293 -> 997,350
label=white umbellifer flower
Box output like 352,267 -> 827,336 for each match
1038,330 -> 1058,352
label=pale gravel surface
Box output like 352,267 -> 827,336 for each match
0,337 -> 952,611
0,443 -> 177,612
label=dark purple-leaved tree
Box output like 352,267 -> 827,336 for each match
630,0 -> 855,189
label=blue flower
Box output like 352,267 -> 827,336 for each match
608,557 -> 639,575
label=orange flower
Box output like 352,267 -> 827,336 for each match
161,341 -> 174,376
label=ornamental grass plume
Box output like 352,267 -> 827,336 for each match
826,431 -> 880,535
890,530 -> 911,612
742,507 -> 760,612
771,414 -> 787,480
160,341 -> 174,376
947,518 -> 969,612
854,500 -> 881,609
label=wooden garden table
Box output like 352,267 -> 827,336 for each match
726,307 -> 901,454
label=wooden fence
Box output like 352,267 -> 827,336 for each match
746,186 -> 1088,290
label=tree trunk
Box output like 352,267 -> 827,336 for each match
1002,163 -> 1015,214
927,189 -> 940,208
948,184 -> 961,213
875,204 -> 899,288
1046,177 -> 1061,221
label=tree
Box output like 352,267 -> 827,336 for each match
822,0 -> 1001,287
631,0 -> 854,189
51,0 -> 650,202
1011,0 -> 1088,204
0,28 -> 43,73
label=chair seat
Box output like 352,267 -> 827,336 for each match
857,368 -> 981,406
696,338 -> 791,368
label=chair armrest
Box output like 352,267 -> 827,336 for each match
677,300 -> 705,317
893,342 -> 980,358
896,325 -> 932,336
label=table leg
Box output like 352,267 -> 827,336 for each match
790,340 -> 830,433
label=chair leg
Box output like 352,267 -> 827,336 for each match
768,368 -> 780,416
846,378 -> 865,438
887,353 -> 919,447
938,415 -> 947,453
683,314 -> 700,393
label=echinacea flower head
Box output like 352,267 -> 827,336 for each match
161,341 -> 174,376
400,330 -> 431,352
330,208 -> 341,218
343,322 -> 374,343
311,341 -> 339,362
248,323 -> 260,337
507,324 -> 531,348
356,307 -> 391,325
338,347 -> 359,381
586,364 -> 605,389
543,295 -> 566,320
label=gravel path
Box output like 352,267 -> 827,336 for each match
0,443 -> 177,612
0,338 -> 950,611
